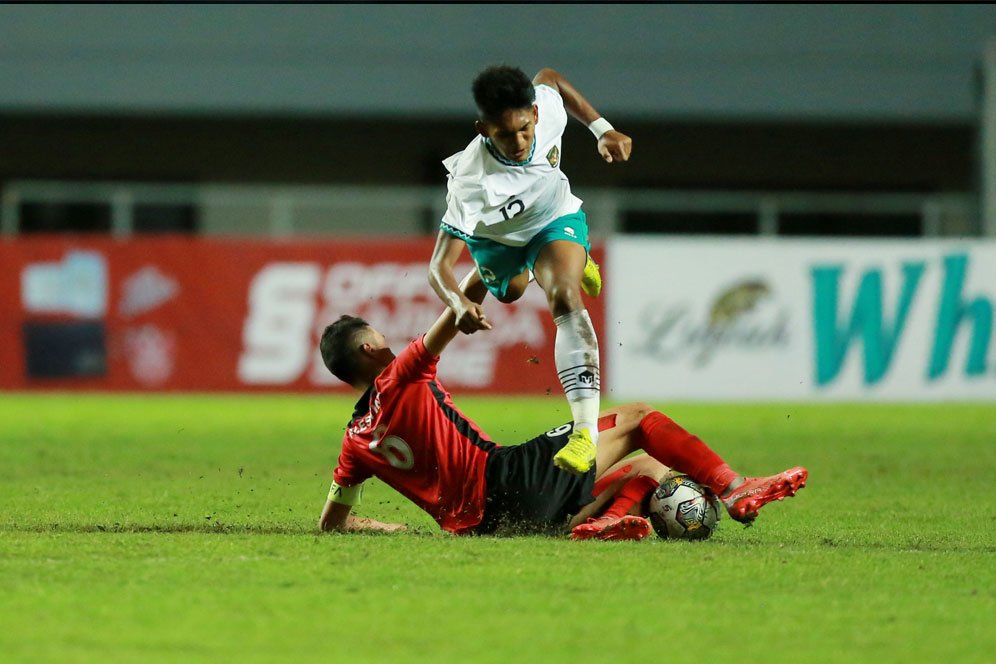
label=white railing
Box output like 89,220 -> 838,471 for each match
0,179 -> 981,237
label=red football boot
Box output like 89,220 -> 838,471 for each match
723,466 -> 808,523
571,515 -> 652,541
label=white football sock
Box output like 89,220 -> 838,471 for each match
553,308 -> 601,444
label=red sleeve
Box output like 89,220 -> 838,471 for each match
378,336 -> 438,385
332,438 -> 372,487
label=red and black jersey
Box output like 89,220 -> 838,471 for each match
333,336 -> 498,534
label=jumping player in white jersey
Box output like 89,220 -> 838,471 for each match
428,65 -> 633,476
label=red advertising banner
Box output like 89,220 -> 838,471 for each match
0,237 -> 605,394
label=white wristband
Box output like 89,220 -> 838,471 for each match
588,117 -> 614,140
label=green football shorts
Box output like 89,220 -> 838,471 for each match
442,209 -> 590,300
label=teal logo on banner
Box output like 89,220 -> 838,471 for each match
928,254 -> 992,379
812,252 -> 993,386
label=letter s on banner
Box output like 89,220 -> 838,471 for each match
238,263 -> 321,384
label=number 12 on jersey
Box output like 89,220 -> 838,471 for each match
499,199 -> 525,221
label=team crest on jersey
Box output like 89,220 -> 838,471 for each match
546,145 -> 560,167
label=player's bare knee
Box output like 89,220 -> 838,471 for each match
627,454 -> 670,481
545,283 -> 582,318
619,402 -> 654,425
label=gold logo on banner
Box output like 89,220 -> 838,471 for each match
546,145 -> 560,167
709,281 -> 770,326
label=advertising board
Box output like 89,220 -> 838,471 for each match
0,237 -> 604,394
606,238 -> 996,401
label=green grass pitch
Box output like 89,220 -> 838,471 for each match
0,394 -> 993,663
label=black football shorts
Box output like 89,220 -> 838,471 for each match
474,421 -> 597,536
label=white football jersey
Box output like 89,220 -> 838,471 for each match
440,84 -> 583,247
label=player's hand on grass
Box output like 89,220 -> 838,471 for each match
344,517 -> 408,533
598,130 -> 632,163
454,300 -> 493,334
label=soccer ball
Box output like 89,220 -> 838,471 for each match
646,475 -> 722,541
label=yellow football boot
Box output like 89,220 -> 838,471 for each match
581,254 -> 602,297
553,428 -> 597,475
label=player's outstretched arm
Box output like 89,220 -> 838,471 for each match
318,499 -> 406,533
428,230 -> 492,335
424,268 -> 490,358
532,67 -> 632,164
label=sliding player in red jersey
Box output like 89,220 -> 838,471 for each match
317,271 -> 807,539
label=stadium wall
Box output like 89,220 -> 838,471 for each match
2,237 -> 994,401
2,5 -> 994,121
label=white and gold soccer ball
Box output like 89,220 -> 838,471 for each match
647,475 -> 722,541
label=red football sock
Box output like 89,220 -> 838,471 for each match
601,474 -> 659,520
637,411 -> 739,495
592,464 -> 632,498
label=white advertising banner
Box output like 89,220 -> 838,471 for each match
606,238 -> 996,401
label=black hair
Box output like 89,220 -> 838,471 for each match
472,64 -> 536,121
320,315 -> 370,385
